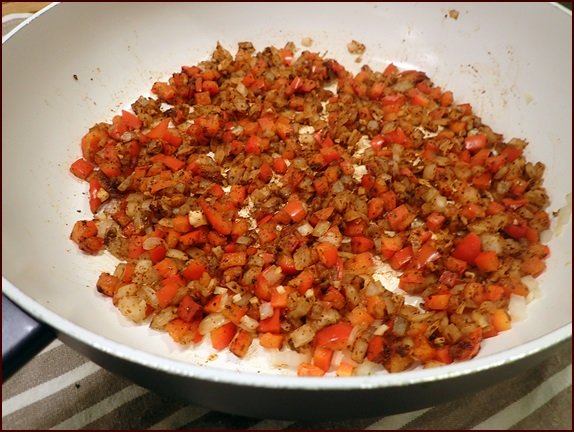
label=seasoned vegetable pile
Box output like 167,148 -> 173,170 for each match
70,42 -> 551,376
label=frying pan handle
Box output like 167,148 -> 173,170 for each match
2,294 -> 55,380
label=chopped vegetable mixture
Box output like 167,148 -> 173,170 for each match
70,42 -> 551,376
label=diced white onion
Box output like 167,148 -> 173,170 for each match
393,316 -> 408,336
332,180 -> 345,193
312,220 -> 331,237
232,125 -> 244,136
259,302 -> 274,320
373,324 -> 390,336
213,286 -> 228,295
236,82 -> 248,97
480,233 -> 503,254
297,222 -> 314,237
236,235 -> 252,245
331,350 -> 346,368
134,259 -> 153,275
239,315 -> 259,332
391,143 -> 403,162
471,310 -> 490,328
521,275 -> 540,303
95,218 -> 115,238
270,349 -> 310,369
319,232 -> 342,247
262,265 -> 284,286
423,163 -> 436,180
364,281 -> 384,296
289,324 -> 316,348
508,294 -> 527,321
355,359 -> 381,376
188,210 -> 208,227
434,195 -> 447,209
166,248 -> 188,261
347,325 -> 361,348
96,188 -> 110,202
199,313 -> 229,335
157,218 -> 174,228
116,296 -> 147,323
149,306 -> 176,329
143,236 -> 164,250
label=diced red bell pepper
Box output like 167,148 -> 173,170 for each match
387,204 -> 415,232
475,251 -> 500,272
121,110 -> 142,129
70,158 -> 95,180
177,295 -> 203,322
389,246 -> 413,270
283,198 -> 307,223
314,323 -> 353,350
464,134 -> 487,153
452,232 -> 482,264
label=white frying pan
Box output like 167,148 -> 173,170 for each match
2,2 -> 571,419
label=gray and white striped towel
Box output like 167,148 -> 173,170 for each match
2,339 -> 571,430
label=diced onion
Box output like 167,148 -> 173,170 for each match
188,210 -> 208,227
319,231 -> 342,247
236,235 -> 253,245
259,302 -> 274,320
143,236 -> 164,250
262,265 -> 284,286
480,234 -> 504,254
297,222 -> 314,237
270,349 -> 310,368
213,286 -> 228,295
150,306 -> 176,329
332,180 -> 345,193
95,217 -> 115,238
522,275 -> 540,303
423,163 -> 436,180
391,143 -> 403,162
312,220 -> 330,237
166,248 -> 188,261
289,324 -> 315,348
355,359 -> 381,376
157,218 -> 174,228
347,325 -> 361,348
508,294 -> 527,321
393,316 -> 408,336
373,324 -> 390,336
236,82 -> 248,97
239,315 -> 259,332
364,281 -> 384,296
134,259 -> 153,275
199,313 -> 229,335
434,195 -> 447,209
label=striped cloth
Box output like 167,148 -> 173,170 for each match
2,339 -> 571,430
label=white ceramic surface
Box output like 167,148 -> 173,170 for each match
2,1 -> 572,400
